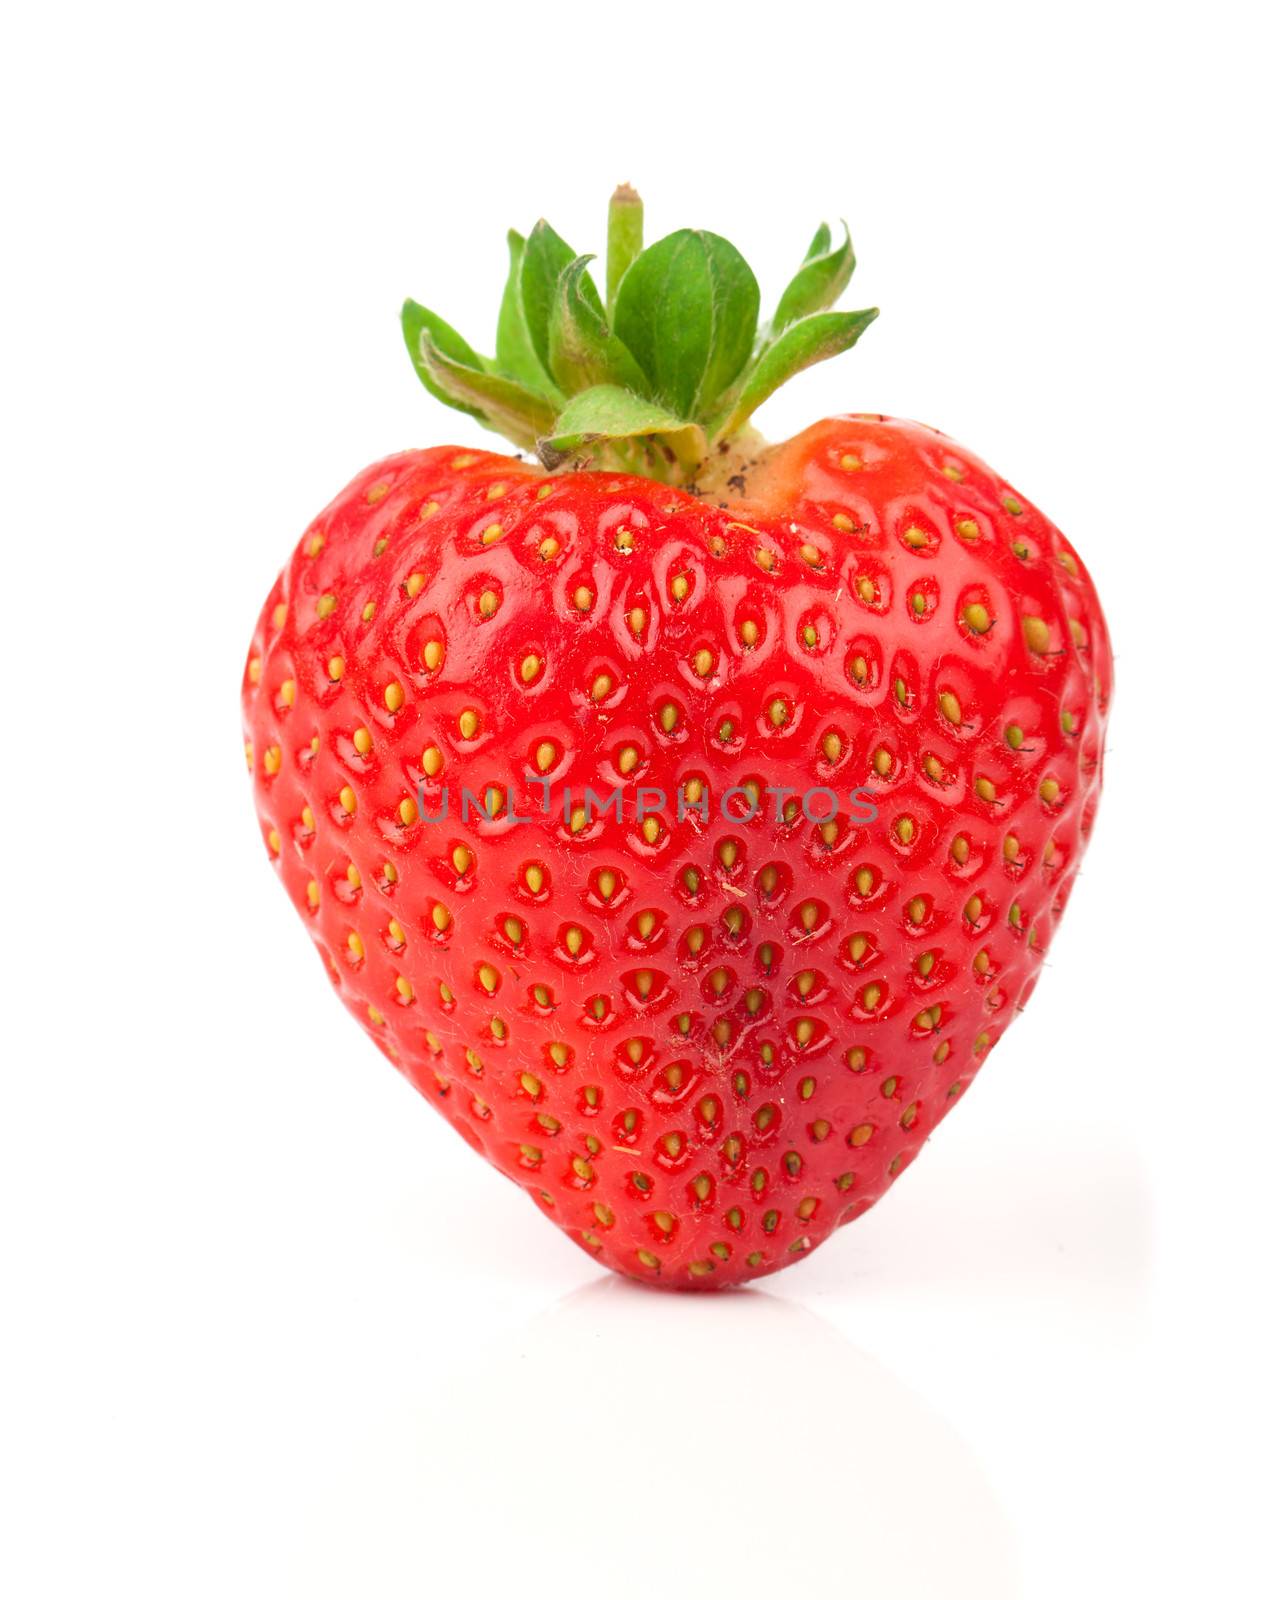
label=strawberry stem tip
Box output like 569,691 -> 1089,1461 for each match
401,189 -> 879,483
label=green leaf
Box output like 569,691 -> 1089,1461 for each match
772,222 -> 856,335
495,230 -> 562,399
547,256 -> 649,397
539,384 -> 705,470
612,229 -> 759,420
520,220 -> 576,380
401,299 -> 487,423
714,307 -> 878,441
403,298 -> 558,450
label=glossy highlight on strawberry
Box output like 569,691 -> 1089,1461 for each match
242,193 -> 1111,1288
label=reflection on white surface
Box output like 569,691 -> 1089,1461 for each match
294,1280 -> 1018,1599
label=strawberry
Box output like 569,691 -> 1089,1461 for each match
242,188 -> 1110,1288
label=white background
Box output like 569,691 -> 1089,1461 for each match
3,3 -> 1284,1595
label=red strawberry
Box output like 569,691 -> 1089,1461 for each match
242,189 -> 1110,1288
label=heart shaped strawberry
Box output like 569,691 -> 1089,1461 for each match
242,188 -> 1111,1287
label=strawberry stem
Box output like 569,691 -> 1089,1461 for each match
605,183 -> 643,317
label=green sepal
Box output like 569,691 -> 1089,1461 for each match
402,298 -> 558,450
495,230 -> 562,400
772,222 -> 856,335
538,384 -> 706,472
520,220 -> 576,381
715,307 -> 878,442
612,229 -> 760,419
401,299 -> 488,424
547,256 -> 650,397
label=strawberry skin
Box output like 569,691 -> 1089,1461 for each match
242,413 -> 1111,1288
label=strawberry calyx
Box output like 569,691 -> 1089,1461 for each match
401,186 -> 879,485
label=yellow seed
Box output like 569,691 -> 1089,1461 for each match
486,482 -> 507,501
459,709 -> 479,738
266,828 -> 281,854
525,865 -> 544,893
942,463 -> 964,482
1002,494 -> 1023,515
327,656 -> 345,681
1022,616 -> 1050,653
423,640 -> 444,672
821,731 -> 843,764
347,931 -> 365,959
628,606 -> 647,635
618,746 -> 639,774
405,573 -> 426,598
419,498 -> 440,519
840,453 -> 861,471
305,880 -> 320,908
573,585 -> 594,612
262,745 -> 281,776
339,785 -> 356,815
956,517 -> 980,541
903,526 -> 929,549
480,522 -> 505,545
659,702 -> 679,734
963,602 -> 992,634
739,619 -> 759,646
538,535 -> 560,561
520,653 -> 542,683
478,590 -> 499,618
361,601 -> 376,623
300,805 -> 315,832
421,746 -> 443,777
398,797 -> 417,826
591,672 -> 613,701
939,691 -> 962,725
388,919 -> 405,945
832,512 -> 855,533
975,776 -> 997,803
1040,777 -> 1060,804
693,647 -> 714,677
271,603 -> 288,628
670,573 -> 690,602
452,845 -> 472,874
384,681 -> 404,713
535,740 -> 558,773
317,593 -> 337,619
396,976 -> 414,1002
615,527 -> 635,551
346,864 -> 361,888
